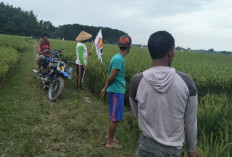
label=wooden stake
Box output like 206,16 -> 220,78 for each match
90,42 -> 95,52
81,70 -> 85,83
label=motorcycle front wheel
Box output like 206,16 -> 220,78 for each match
48,77 -> 64,101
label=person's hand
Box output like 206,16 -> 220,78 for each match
187,150 -> 199,157
100,87 -> 106,98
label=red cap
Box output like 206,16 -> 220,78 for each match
118,35 -> 131,48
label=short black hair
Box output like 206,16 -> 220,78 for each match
41,33 -> 49,38
148,31 -> 175,59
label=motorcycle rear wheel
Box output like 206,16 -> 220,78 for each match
48,77 -> 64,101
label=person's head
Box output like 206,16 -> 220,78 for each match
41,33 -> 49,41
148,31 -> 175,66
118,35 -> 132,54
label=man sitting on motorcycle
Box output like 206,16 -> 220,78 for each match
35,33 -> 52,73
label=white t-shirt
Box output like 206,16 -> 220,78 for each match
76,42 -> 88,65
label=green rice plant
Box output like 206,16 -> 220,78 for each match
0,46 -> 18,79
198,94 -> 232,137
51,39 -> 232,99
196,129 -> 232,157
180,129 -> 232,157
0,34 -> 32,52
48,39 -> 232,106
0,34 -> 34,80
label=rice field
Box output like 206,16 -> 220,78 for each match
0,35 -> 232,156
50,38 -> 232,156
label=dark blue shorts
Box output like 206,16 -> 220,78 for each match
108,92 -> 124,122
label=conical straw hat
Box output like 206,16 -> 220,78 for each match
76,31 -> 92,41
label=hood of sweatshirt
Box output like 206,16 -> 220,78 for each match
143,66 -> 175,93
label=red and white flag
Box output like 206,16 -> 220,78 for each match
94,29 -> 103,63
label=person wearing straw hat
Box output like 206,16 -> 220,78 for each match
75,31 -> 92,90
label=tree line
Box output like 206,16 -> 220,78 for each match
0,2 -> 127,43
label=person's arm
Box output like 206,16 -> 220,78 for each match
129,73 -> 143,118
77,45 -> 85,65
38,42 -> 43,55
101,58 -> 123,97
185,94 -> 198,156
129,97 -> 138,118
100,69 -> 118,97
176,71 -> 198,156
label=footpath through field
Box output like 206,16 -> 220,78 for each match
0,42 -> 137,156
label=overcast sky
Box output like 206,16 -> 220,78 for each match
2,0 -> 232,51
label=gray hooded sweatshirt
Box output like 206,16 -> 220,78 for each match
129,66 -> 197,151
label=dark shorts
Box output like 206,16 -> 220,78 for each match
136,134 -> 183,157
108,92 -> 124,122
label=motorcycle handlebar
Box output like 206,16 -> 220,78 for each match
52,49 -> 64,54
49,49 -> 76,65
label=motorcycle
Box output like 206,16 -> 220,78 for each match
33,49 -> 75,101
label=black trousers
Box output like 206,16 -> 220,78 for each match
76,64 -> 85,89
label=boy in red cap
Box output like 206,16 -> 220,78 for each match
34,33 -> 51,73
101,35 -> 132,149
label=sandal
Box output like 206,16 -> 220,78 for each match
105,143 -> 123,150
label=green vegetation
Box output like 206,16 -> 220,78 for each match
0,35 -> 232,156
0,34 -> 32,52
0,2 -> 40,36
0,34 -> 33,80
50,39 -> 232,98
0,46 -> 17,79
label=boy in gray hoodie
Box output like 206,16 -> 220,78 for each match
129,31 -> 198,157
